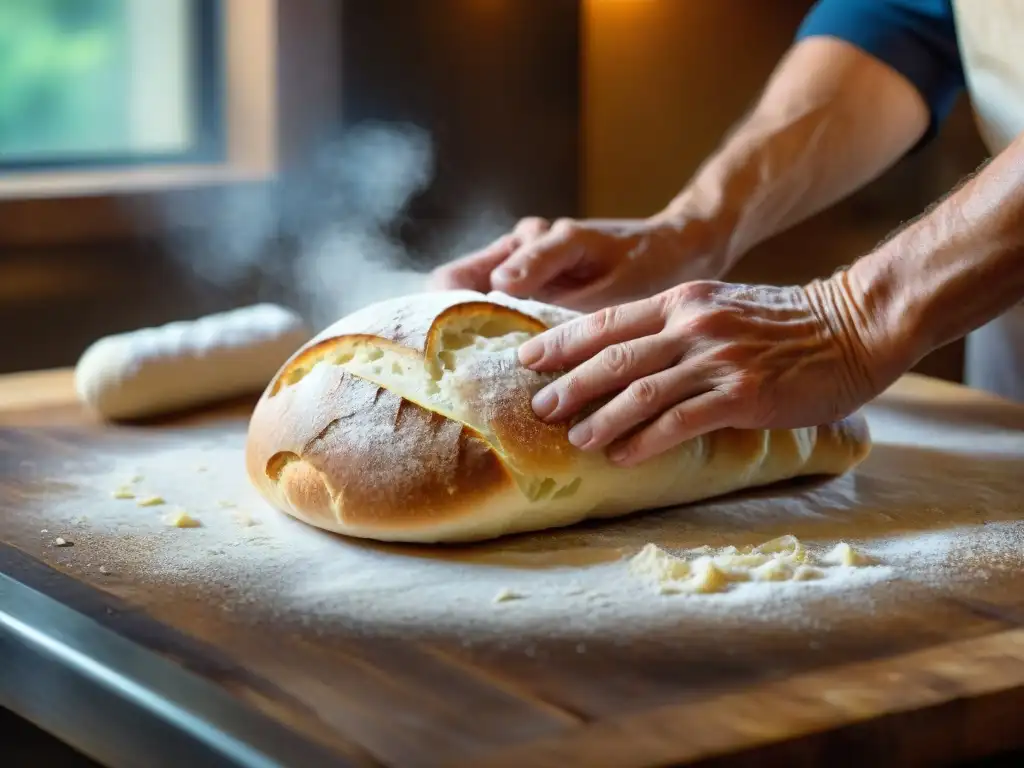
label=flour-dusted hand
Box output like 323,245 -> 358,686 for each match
427,215 -> 723,313
518,278 -> 908,467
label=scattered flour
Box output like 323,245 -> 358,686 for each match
8,399 -> 1024,644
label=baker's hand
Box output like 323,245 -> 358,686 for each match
518,278 -> 903,466
427,214 -> 722,312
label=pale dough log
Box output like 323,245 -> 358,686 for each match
75,304 -> 311,420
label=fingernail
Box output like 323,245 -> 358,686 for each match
518,341 -> 542,367
532,387 -> 558,419
494,267 -> 523,284
568,421 -> 592,448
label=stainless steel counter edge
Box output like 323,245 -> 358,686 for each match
0,569 -> 355,768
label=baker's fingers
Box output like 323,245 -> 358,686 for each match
519,295 -> 666,372
563,361 -> 709,450
531,333 -> 681,423
428,217 -> 551,292
491,218 -> 592,298
512,216 -> 552,240
606,389 -> 733,467
427,234 -> 519,292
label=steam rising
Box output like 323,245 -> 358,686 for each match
163,123 -> 511,330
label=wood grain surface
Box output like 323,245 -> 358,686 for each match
1,370 -> 1024,767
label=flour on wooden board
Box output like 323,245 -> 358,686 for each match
17,402 -> 1024,641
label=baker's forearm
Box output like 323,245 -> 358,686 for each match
841,133 -> 1024,384
657,38 -> 930,270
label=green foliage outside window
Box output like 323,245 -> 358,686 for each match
0,0 -> 128,161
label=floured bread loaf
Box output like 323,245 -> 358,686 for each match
245,291 -> 871,543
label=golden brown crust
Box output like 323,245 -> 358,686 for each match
245,291 -> 873,543
247,365 -> 518,533
297,386 -> 514,528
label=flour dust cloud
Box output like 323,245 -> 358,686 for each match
160,122 -> 514,330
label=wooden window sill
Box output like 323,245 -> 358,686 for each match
0,165 -> 269,203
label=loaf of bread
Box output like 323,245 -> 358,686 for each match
245,291 -> 871,543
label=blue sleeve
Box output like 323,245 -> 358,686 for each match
796,0 -> 965,143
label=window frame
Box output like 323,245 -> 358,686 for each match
0,0 -> 340,248
0,0 -> 226,173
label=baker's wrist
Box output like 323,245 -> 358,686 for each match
648,198 -> 736,278
803,261 -> 917,406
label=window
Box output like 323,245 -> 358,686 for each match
0,0 -> 339,248
0,0 -> 223,170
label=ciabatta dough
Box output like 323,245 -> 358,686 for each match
76,304 -> 310,420
245,291 -> 871,543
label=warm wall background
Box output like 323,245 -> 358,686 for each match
2,0 -> 991,385
582,0 -> 988,382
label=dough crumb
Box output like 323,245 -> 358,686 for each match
54,537 -> 73,547
493,588 -> 526,603
164,510 -> 201,528
630,535 -> 870,595
823,542 -> 873,567
793,565 -> 824,581
686,558 -> 733,594
40,529 -> 48,534
99,566 -> 111,575
751,558 -> 793,582
112,487 -> 136,500
754,534 -> 807,563
218,500 -> 237,509
629,543 -> 691,582
137,495 -> 165,507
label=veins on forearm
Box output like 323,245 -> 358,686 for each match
850,136 -> 1024,363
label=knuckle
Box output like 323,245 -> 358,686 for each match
660,283 -> 698,312
665,404 -> 692,431
586,306 -> 617,337
688,280 -> 719,298
657,287 -> 683,312
626,377 -> 659,407
551,217 -> 580,236
687,307 -> 726,335
600,343 -> 634,375
545,332 -> 566,359
516,217 -> 549,237
668,280 -> 718,307
561,372 -> 587,400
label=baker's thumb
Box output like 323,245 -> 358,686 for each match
490,234 -> 584,297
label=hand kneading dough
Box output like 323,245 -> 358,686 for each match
245,291 -> 871,543
76,304 -> 310,420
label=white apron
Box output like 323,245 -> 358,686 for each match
951,1 -> 1024,402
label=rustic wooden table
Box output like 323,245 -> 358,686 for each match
2,369 -> 1024,768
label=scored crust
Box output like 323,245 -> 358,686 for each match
245,291 -> 872,543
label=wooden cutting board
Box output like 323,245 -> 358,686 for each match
2,370 -> 1024,767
